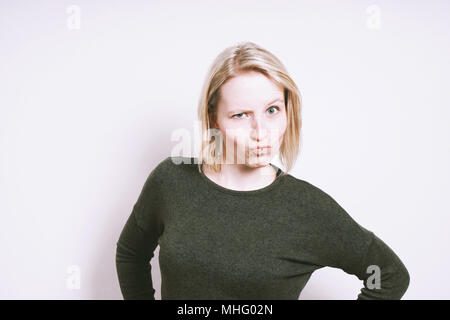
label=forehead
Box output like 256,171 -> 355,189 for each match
219,71 -> 284,109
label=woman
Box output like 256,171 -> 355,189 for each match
115,41 -> 410,300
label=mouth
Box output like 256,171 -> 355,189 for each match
251,146 -> 271,155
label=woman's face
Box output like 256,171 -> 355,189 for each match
214,71 -> 287,168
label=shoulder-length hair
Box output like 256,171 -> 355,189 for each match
196,41 -> 302,177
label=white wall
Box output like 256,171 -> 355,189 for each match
1,0 -> 449,299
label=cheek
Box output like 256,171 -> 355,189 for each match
225,131 -> 248,148
221,127 -> 250,150
268,120 -> 287,144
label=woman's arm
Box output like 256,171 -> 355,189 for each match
355,232 -> 410,300
115,167 -> 165,300
301,181 -> 410,299
115,209 -> 158,299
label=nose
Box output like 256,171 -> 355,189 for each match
250,114 -> 267,143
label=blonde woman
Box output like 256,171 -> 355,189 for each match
116,41 -> 410,300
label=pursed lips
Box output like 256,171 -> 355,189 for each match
252,146 -> 271,153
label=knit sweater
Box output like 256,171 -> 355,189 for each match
115,156 -> 410,300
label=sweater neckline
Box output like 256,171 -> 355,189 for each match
196,158 -> 285,196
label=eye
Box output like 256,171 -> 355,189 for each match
231,106 -> 281,119
267,106 -> 280,114
232,112 -> 247,119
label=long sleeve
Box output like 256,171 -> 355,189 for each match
355,232 -> 410,300
303,182 -> 410,300
115,167 -> 165,300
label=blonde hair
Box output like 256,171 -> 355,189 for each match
197,41 -> 302,177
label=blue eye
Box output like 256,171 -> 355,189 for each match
267,106 -> 280,114
232,113 -> 246,119
231,106 -> 281,119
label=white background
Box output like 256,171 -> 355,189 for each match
1,0 -> 449,299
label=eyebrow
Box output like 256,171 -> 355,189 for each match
227,97 -> 284,115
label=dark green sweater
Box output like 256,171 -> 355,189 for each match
115,156 -> 410,300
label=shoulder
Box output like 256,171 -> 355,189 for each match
286,176 -> 374,244
149,155 -> 189,173
146,156 -> 197,182
283,174 -> 335,203
159,156 -> 198,173
282,175 -> 359,224
136,156 -> 190,207
285,174 -> 328,194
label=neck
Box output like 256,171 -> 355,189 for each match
202,162 -> 277,191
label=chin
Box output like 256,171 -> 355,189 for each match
246,155 -> 272,167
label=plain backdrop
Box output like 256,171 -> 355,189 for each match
1,0 -> 449,299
